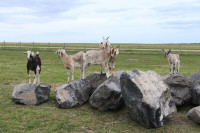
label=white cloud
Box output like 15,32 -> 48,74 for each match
0,0 -> 200,43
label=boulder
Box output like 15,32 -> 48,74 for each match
12,83 -> 51,105
85,72 -> 107,95
191,70 -> 200,83
89,70 -> 137,111
163,74 -> 192,106
55,79 -> 91,109
191,80 -> 200,105
114,70 -> 137,79
120,70 -> 177,128
187,106 -> 200,124
89,76 -> 124,111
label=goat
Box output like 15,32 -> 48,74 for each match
99,37 -> 111,49
99,37 -> 119,76
99,45 -> 119,76
82,44 -> 112,78
162,49 -> 180,74
23,50 -> 41,84
55,49 -> 84,82
108,46 -> 119,75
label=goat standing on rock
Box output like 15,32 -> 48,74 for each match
99,37 -> 119,76
23,50 -> 41,84
83,38 -> 112,78
108,47 -> 119,75
56,49 -> 84,82
162,49 -> 180,74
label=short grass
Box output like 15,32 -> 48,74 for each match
0,47 -> 200,133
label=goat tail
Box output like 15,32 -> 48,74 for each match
36,51 -> 39,56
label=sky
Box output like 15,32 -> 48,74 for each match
0,0 -> 200,43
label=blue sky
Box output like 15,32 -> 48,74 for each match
0,0 -> 200,43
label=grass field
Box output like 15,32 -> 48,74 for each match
1,45 -> 200,133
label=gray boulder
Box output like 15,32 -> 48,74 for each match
191,80 -> 200,105
89,70 -> 137,111
85,72 -> 107,95
55,79 -> 91,109
120,70 -> 177,128
163,74 -> 192,106
191,70 -> 200,83
12,83 -> 51,105
89,76 -> 124,111
187,106 -> 200,124
114,70 -> 137,79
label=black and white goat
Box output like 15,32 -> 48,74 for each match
23,50 -> 41,84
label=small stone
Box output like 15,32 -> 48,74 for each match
187,106 -> 200,124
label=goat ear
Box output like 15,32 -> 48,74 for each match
162,49 -> 165,52
116,48 -> 119,55
167,50 -> 171,55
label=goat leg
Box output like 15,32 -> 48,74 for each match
100,63 -> 102,74
27,70 -> 31,84
112,62 -> 115,76
33,70 -> 37,85
71,68 -> 74,81
67,69 -> 70,83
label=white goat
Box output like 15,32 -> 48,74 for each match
99,37 -> 119,76
82,44 -> 111,78
56,49 -> 84,82
99,37 -> 111,49
162,49 -> 180,74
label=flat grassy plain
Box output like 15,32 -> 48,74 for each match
0,44 -> 200,133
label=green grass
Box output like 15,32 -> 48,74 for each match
0,47 -> 200,133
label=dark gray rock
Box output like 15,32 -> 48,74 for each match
191,80 -> 200,105
89,70 -> 136,111
55,79 -> 91,109
85,72 -> 107,95
187,106 -> 200,124
12,83 -> 51,105
89,76 -> 124,111
120,70 -> 176,128
114,70 -> 137,79
191,70 -> 200,83
163,74 -> 192,106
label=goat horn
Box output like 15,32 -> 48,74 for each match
106,37 -> 109,40
103,37 -> 105,40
